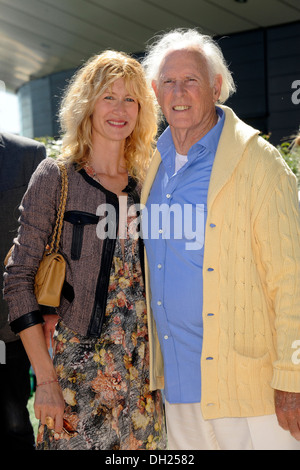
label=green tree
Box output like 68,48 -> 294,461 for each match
35,136 -> 62,159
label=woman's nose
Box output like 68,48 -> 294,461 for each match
114,100 -> 127,114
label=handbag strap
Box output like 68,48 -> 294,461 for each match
48,163 -> 68,254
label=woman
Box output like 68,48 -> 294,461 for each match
4,51 -> 166,450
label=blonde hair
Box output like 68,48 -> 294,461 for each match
142,28 -> 236,104
58,50 -> 159,181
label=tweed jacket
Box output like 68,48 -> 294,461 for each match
0,132 -> 46,342
141,105 -> 300,419
4,157 -> 141,337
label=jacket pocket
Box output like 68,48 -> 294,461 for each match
63,210 -> 99,260
230,349 -> 273,405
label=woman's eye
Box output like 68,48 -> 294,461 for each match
125,97 -> 135,102
104,95 -> 113,100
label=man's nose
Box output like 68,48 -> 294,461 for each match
173,80 -> 185,94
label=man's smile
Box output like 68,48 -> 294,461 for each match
172,105 -> 191,111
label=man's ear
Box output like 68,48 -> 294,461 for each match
152,80 -> 159,99
213,74 -> 222,102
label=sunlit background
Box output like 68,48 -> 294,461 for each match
0,81 -> 20,134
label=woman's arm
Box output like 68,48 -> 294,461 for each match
20,324 -> 65,433
4,158 -> 61,326
3,160 -> 65,432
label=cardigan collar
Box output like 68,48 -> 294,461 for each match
207,105 -> 259,210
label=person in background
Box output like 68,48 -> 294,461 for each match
0,131 -> 46,449
140,29 -> 300,450
292,131 -> 300,202
3,51 -> 166,450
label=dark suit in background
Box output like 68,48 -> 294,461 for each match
0,132 -> 46,449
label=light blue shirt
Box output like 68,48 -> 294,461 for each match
143,107 -> 224,403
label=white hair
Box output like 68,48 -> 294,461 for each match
142,28 -> 236,104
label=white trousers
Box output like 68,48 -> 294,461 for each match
165,401 -> 300,450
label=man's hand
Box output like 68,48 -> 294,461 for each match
275,390 -> 300,440
42,314 -> 59,350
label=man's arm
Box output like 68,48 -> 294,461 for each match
253,149 -> 300,440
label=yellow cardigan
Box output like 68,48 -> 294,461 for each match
141,106 -> 300,419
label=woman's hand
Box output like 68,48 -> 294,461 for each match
35,380 -> 65,433
19,323 -> 65,433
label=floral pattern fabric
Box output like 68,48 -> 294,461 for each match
36,195 -> 166,450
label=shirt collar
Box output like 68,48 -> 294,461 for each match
157,106 -> 225,158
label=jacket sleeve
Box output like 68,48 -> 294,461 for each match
3,158 -> 61,332
254,153 -> 300,393
32,140 -> 47,171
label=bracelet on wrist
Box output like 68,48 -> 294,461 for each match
36,379 -> 59,387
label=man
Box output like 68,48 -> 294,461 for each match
0,131 -> 46,449
140,29 -> 300,450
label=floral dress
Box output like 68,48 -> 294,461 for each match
36,191 -> 166,450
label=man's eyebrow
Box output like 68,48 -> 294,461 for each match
159,73 -> 200,81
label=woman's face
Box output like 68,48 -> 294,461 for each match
91,77 -> 139,145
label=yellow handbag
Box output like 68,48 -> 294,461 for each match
34,163 -> 68,307
5,163 -> 68,307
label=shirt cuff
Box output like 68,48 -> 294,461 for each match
10,310 -> 44,334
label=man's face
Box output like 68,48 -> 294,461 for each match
152,49 -> 221,135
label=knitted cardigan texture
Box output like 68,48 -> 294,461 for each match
141,106 -> 300,419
